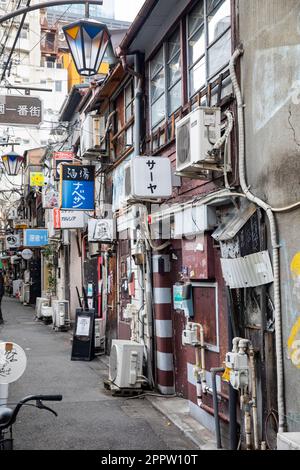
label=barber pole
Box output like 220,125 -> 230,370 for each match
152,253 -> 175,395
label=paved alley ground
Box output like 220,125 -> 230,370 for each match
0,297 -> 197,451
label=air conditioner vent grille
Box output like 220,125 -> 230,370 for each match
177,120 -> 191,165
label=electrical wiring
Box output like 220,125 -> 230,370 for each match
17,4 -> 73,68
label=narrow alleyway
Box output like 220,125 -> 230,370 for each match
0,297 -> 197,450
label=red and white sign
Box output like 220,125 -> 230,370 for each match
53,151 -> 74,160
53,209 -> 85,229
53,151 -> 75,180
53,208 -> 61,229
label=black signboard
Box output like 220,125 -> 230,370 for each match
0,95 -> 42,126
71,309 -> 95,361
62,164 -> 95,181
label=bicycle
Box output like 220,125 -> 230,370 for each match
0,394 -> 63,450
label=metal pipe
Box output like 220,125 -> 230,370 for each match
211,367 -> 225,449
230,47 -> 286,432
0,1 -> 102,24
249,345 -> 259,450
134,52 -> 143,157
226,288 -> 238,450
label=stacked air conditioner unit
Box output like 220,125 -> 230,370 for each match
80,114 -> 108,159
94,318 -> 105,354
41,306 -> 53,324
23,283 -> 30,305
108,340 -> 144,389
35,297 -> 50,319
52,300 -> 70,330
175,106 -> 222,176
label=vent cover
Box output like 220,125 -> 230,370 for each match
177,120 -> 191,165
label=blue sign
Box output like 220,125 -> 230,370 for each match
60,164 -> 95,210
23,229 -> 49,247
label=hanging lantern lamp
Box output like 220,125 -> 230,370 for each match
63,19 -> 113,76
1,151 -> 24,176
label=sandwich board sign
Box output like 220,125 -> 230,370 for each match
71,309 -> 95,361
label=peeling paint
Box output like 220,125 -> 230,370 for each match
253,45 -> 300,133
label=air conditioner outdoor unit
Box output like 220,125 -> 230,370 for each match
94,318 -> 105,353
108,340 -> 144,389
41,306 -> 53,323
176,106 -> 221,174
52,300 -> 70,329
123,156 -> 172,205
81,114 -> 108,159
35,297 -> 50,319
23,283 -> 30,305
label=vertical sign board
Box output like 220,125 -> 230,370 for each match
71,309 -> 95,361
60,164 -> 95,210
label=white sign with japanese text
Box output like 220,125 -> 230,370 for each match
131,156 -> 172,198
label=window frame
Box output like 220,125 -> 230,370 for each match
147,0 -> 232,135
187,0 -> 231,98
124,78 -> 135,146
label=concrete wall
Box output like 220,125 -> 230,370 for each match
239,0 -> 300,430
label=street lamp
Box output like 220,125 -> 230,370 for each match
1,151 -> 24,176
62,19 -> 113,76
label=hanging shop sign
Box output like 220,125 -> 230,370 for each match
88,218 -> 116,242
30,172 -> 45,187
42,185 -> 59,209
23,229 -> 49,247
53,151 -> 75,180
0,95 -> 42,126
129,156 -> 172,199
21,249 -> 33,260
60,164 -> 95,210
5,233 -> 20,249
53,209 -> 85,229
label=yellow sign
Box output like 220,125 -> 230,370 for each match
222,367 -> 231,383
30,172 -> 44,187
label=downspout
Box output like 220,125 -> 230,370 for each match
134,52 -> 143,157
226,288 -> 238,450
211,367 -> 225,449
230,46 -> 286,433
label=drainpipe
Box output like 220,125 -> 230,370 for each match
226,288 -> 238,450
211,367 -> 225,449
118,51 -> 143,157
249,345 -> 259,450
230,47 -> 286,433
134,52 -> 143,157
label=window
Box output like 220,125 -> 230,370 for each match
20,27 -> 29,39
55,80 -> 62,92
188,0 -> 231,97
150,47 -> 165,129
124,80 -> 134,146
148,0 -> 231,133
167,29 -> 182,116
150,27 -> 182,130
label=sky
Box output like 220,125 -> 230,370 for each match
114,0 -> 145,22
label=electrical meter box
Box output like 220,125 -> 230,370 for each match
173,284 -> 194,317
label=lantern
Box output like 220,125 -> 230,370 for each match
1,151 -> 24,176
62,19 -> 112,76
